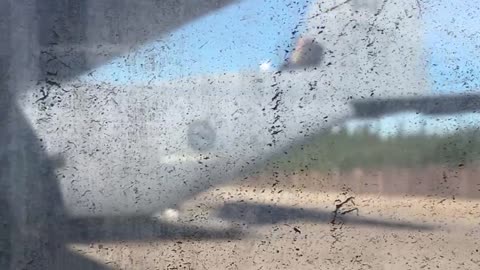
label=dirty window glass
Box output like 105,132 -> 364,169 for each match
1,0 -> 479,269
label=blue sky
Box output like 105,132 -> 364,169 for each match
424,0 -> 480,93
84,0 -> 480,94
85,0 -> 310,84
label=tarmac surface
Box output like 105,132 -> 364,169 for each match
69,166 -> 480,270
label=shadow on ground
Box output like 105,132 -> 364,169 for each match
216,202 -> 434,231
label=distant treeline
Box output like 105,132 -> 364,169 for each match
266,127 -> 480,172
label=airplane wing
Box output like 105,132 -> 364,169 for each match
352,94 -> 480,118
13,0 -> 238,83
